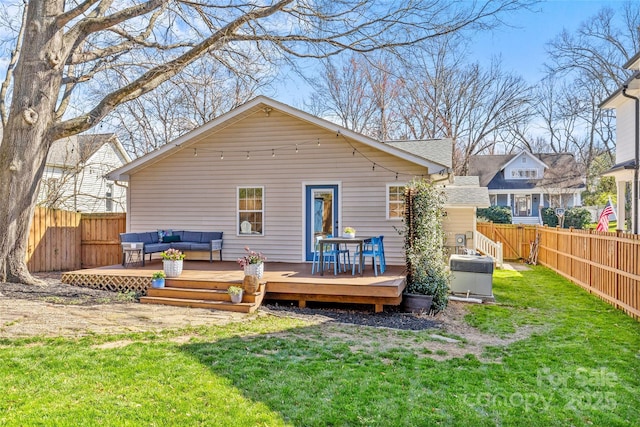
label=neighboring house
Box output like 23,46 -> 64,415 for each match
468,151 -> 585,224
107,96 -> 488,265
39,134 -> 130,213
599,51 -> 640,234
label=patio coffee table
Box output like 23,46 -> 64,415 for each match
121,242 -> 143,268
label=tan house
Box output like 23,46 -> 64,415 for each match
107,96 -> 488,265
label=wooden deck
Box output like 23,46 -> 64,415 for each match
61,260 -> 407,313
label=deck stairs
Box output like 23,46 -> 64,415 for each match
140,277 -> 266,313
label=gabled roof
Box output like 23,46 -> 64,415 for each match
599,70 -> 640,109
47,133 -> 129,167
385,139 -> 452,169
500,151 -> 548,171
442,175 -> 489,208
108,96 -> 449,181
468,152 -> 585,191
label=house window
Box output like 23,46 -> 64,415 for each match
387,184 -> 405,219
238,186 -> 264,235
105,183 -> 114,212
510,168 -> 538,179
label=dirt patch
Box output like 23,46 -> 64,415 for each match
0,272 -> 249,338
1,273 -> 535,361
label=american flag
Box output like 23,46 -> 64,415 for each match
596,200 -> 615,232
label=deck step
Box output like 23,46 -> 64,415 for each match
140,283 -> 266,313
140,296 -> 259,313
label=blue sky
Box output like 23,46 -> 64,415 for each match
468,0 -> 626,82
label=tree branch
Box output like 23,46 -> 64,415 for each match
51,0 -> 295,139
0,1 -> 28,127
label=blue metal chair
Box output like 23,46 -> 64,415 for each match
311,236 -> 341,275
352,236 -> 385,276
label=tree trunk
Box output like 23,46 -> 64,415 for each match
0,0 -> 64,285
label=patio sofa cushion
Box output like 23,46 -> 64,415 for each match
144,242 -> 171,253
170,242 -> 192,251
183,231 -> 202,243
163,235 -> 181,243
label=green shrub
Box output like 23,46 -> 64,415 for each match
564,207 -> 591,229
542,207 -> 591,229
476,206 -> 512,224
541,207 -> 558,227
402,178 -> 449,313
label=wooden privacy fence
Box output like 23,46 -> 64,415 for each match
476,222 -> 640,319
476,222 -> 537,261
27,207 -> 126,272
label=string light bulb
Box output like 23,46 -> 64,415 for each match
246,151 -> 250,159
295,144 -> 299,153
317,138 -> 320,146
372,163 -> 376,171
193,148 -> 198,157
220,151 -> 224,160
272,149 -> 275,157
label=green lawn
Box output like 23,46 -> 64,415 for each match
1,266 -> 639,426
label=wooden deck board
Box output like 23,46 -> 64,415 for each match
62,260 -> 407,312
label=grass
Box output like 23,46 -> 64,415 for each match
1,266 -> 639,426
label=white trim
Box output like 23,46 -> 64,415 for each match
236,185 -> 265,237
301,181 -> 342,262
386,183 -> 407,220
501,151 -> 548,172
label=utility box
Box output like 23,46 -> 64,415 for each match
449,254 -> 494,298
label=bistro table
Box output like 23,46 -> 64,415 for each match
318,236 -> 372,276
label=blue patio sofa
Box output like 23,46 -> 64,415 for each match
119,230 -> 223,265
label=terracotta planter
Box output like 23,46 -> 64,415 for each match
243,262 -> 264,279
402,293 -> 433,314
163,259 -> 183,278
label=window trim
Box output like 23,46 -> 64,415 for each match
386,183 -> 406,220
237,185 -> 265,237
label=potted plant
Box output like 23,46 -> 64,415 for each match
161,248 -> 185,278
401,178 -> 450,314
151,271 -> 166,288
343,227 -> 356,238
228,285 -> 244,303
237,247 -> 266,279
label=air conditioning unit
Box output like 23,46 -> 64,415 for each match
449,254 -> 494,298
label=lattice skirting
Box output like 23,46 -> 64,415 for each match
61,273 -> 149,295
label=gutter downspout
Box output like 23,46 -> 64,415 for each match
622,85 -> 640,235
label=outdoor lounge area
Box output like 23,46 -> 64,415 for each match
61,260 -> 406,313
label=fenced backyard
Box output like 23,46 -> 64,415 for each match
477,222 -> 640,319
27,207 -> 125,272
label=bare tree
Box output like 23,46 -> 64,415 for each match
0,0 -> 534,284
543,3 -> 640,173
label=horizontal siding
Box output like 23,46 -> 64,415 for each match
616,102 -> 635,164
442,207 -> 476,250
129,109 -> 430,265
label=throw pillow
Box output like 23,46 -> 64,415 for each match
157,229 -> 173,242
163,235 -> 181,243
